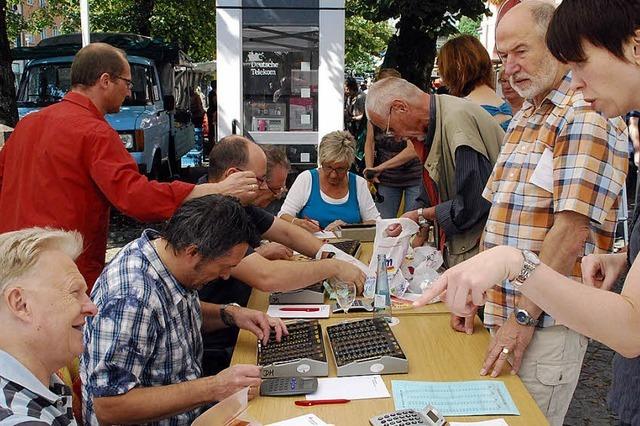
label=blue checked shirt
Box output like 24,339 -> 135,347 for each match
81,230 -> 204,426
0,350 -> 75,425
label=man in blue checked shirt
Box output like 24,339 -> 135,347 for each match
81,195 -> 288,425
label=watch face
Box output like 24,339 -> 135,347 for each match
515,310 -> 528,324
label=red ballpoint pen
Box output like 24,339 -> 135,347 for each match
294,399 -> 351,406
279,307 -> 320,312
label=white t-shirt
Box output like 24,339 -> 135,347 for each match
278,169 -> 380,222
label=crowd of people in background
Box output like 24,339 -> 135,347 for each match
3,0 -> 640,425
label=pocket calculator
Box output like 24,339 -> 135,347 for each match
331,299 -> 374,313
259,377 -> 318,397
369,405 -> 446,426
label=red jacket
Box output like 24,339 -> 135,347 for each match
0,92 -> 194,289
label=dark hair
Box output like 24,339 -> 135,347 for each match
345,77 -> 358,92
437,35 -> 494,97
207,135 -> 250,181
262,145 -> 290,180
71,42 -> 128,87
547,0 -> 640,63
161,194 -> 259,259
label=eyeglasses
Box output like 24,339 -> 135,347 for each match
385,105 -> 394,137
237,168 -> 268,188
266,182 -> 287,198
322,164 -> 349,175
112,75 -> 133,90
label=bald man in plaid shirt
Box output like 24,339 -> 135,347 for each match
459,3 -> 629,425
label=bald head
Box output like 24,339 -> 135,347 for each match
208,135 -> 267,183
71,42 -> 128,88
498,1 -> 556,39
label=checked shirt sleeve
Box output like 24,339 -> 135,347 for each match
553,111 -> 628,224
82,294 -> 159,399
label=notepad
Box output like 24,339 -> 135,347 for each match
392,380 -> 519,416
306,375 -> 390,401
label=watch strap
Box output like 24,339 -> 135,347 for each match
220,303 -> 240,327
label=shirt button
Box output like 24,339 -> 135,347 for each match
510,172 -> 515,178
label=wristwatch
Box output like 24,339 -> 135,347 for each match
417,208 -> 429,228
512,249 -> 540,288
514,308 -> 539,326
220,302 -> 241,327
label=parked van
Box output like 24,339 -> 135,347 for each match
12,33 -> 204,178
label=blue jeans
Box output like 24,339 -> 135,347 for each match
376,184 -> 422,218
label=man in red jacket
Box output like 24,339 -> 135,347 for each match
0,42 -> 257,291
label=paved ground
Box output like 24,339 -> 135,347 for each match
107,211 -> 624,425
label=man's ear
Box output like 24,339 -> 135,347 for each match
223,168 -> 238,179
184,245 -> 199,258
3,286 -> 32,323
632,29 -> 640,64
391,99 -> 409,113
97,73 -> 111,89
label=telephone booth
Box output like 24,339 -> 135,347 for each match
216,0 -> 345,166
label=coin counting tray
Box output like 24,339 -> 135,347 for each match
269,282 -> 325,305
257,320 -> 328,378
326,317 -> 408,377
330,239 -> 361,258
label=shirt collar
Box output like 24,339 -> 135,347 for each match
423,94 -> 437,149
62,91 -> 106,120
520,71 -> 575,113
0,350 -> 68,403
138,229 -> 191,306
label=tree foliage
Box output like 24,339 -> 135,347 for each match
457,16 -> 482,37
349,0 -> 490,89
6,0 -> 217,61
345,10 -> 392,76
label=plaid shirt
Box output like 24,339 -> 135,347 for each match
0,350 -> 75,425
482,73 -> 628,329
81,230 -> 204,426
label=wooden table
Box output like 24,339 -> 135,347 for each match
231,315 -> 548,425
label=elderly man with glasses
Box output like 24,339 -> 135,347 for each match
366,77 -> 504,270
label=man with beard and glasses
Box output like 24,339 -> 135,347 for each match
443,2 -> 628,425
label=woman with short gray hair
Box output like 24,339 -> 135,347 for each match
279,130 -> 380,233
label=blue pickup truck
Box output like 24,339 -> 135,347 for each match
12,33 -> 202,178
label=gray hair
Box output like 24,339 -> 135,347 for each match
524,0 -> 557,36
318,130 -> 356,165
0,228 -> 83,292
262,145 -> 290,180
365,77 -> 423,120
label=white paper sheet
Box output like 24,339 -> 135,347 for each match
449,420 -> 509,426
529,148 -> 553,193
266,414 -> 329,426
301,152 -> 311,163
301,87 -> 311,98
301,114 -> 311,124
267,304 -> 331,318
306,375 -> 390,400
313,230 -> 338,239
301,62 -> 310,71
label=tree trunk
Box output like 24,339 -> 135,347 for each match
0,0 -> 18,127
382,15 -> 437,92
131,0 -> 155,36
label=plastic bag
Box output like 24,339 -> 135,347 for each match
368,218 -> 419,297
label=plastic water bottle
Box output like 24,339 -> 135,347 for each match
374,254 -> 392,323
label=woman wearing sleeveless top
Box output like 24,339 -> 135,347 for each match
278,131 -> 380,233
438,35 -> 513,131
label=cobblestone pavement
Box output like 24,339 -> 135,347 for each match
107,211 -> 625,426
